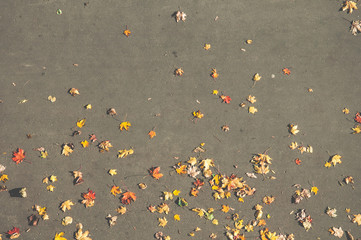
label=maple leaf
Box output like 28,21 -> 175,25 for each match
149,166 -> 163,180
352,125 -> 361,134
282,68 -> 291,75
352,213 -> 361,225
329,227 -> 344,238
62,143 -> 74,156
40,151 -> 48,158
220,95 -> 231,104
75,223 -> 92,240
342,1 -> 358,14
110,185 -> 122,196
325,207 -> 337,218
108,169 -> 117,176
121,191 -> 136,204
174,214 -> 180,221
60,200 -> 74,212
263,196 -> 275,205
248,106 -> 258,114
174,162 -> 187,174
47,185 -> 55,192
288,124 -> 299,135
172,189 -> 181,196
123,29 -> 131,37
289,142 -> 298,149
0,174 -> 8,183
7,227 -> 20,239
106,214 -> 118,227
211,68 -> 218,79
254,165 -> 269,174
187,166 -> 200,178
212,90 -> 218,95
330,154 -> 342,166
77,119 -> 86,128
158,217 -> 168,227
81,189 -> 96,208
54,232 -> 67,240
344,176 -> 354,184
162,191 -> 173,201
354,112 -> 361,123
12,148 -> 25,165
98,140 -> 112,152
62,216 -> 73,226
116,206 -> 127,215
253,73 -> 261,82
247,95 -> 256,103
204,43 -> 211,50
118,149 -> 134,158
148,205 -> 157,213
199,158 -> 214,170
342,107 -> 350,114
190,187 -> 199,196
175,68 -> 184,76
157,203 -> 170,214
187,157 -> 197,166
48,95 -> 56,102
193,110 -> 204,119
148,130 -> 156,139
69,88 -> 80,96
311,186 -> 318,195
295,158 -> 302,165
221,205 -> 230,213
81,140 -> 89,148
350,20 -> 361,35
119,121 -> 131,131
175,11 -> 186,22
89,134 -> 97,142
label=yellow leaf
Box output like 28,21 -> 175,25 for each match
235,219 -> 244,229
117,206 -> 127,215
62,144 -> 73,156
108,169 -> 117,176
204,44 -> 211,50
247,95 -> 256,103
193,110 -> 204,119
246,39 -> 253,44
238,197 -> 244,203
342,108 -> 350,114
187,157 -> 197,166
352,125 -> 361,134
192,208 -> 205,217
212,90 -> 219,95
211,68 -> 218,79
85,104 -> 92,110
158,217 -> 168,227
311,186 -> 318,195
124,29 -> 131,37
189,232 -> 195,237
60,200 -> 74,212
62,216 -> 73,226
47,185 -> 55,192
173,189 -> 181,196
248,106 -> 258,114
253,73 -> 261,81
110,185 -> 122,196
42,177 -> 49,184
331,154 -> 342,166
0,174 -> 9,183
221,205 -> 230,213
119,121 -> 131,131
48,95 -> 56,102
212,219 -> 219,225
174,214 -> 180,221
40,151 -> 48,158
342,1 -> 358,14
324,161 -> 332,168
77,119 -> 86,128
81,140 -> 89,148
68,88 -> 80,96
49,175 -> 57,182
118,149 -> 134,158
163,192 -> 173,201
288,124 -> 299,135
289,142 -> 298,150
54,232 -> 67,240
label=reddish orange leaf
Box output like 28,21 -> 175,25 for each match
193,179 -> 204,189
220,95 -> 231,104
82,189 -> 96,200
121,191 -> 136,205
282,68 -> 291,75
190,187 -> 199,197
12,148 -> 25,165
124,29 -> 131,37
148,130 -> 156,139
149,167 -> 163,180
295,158 -> 302,165
7,226 -> 20,238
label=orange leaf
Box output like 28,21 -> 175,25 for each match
149,167 -> 163,180
123,29 -> 131,37
110,185 -> 122,196
148,130 -> 156,139
282,68 -> 291,75
121,191 -> 136,205
12,148 -> 25,165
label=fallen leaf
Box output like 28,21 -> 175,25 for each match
329,226 -> 344,238
123,28 -> 131,37
354,112 -> 361,123
108,169 -> 117,176
173,214 -> 180,221
0,174 -> 8,183
175,68 -> 184,76
211,68 -> 218,79
107,108 -> 117,116
75,223 -> 92,240
342,108 -> 350,114
138,182 -> 147,189
350,20 -> 361,35
311,186 -> 318,195
121,191 -> 136,204
204,44 -> 211,50
62,143 -> 74,156
49,175 -> 57,182
77,119 -> 86,128
253,73 -> 261,82
149,167 -> 163,180
220,95 -> 231,104
62,216 -> 73,226
212,90 -> 219,95
106,214 -> 117,227
12,148 -> 25,165
221,205 -> 230,213
162,192 -> 173,201
148,130 -> 156,139
282,68 -> 291,75
247,95 -> 256,103
116,206 -> 127,214
175,11 -> 186,22
81,189 -> 96,208
98,140 -> 112,152
342,1 -> 358,14
352,213 -> 361,225
54,232 -> 67,240
263,196 -> 275,205
173,189 -> 181,196
40,151 -> 48,158
288,124 -> 299,135
81,140 -> 89,148
119,121 -> 131,131
295,158 -> 302,165
47,185 -> 55,192
344,176 -> 354,184
193,110 -> 204,119
326,207 -> 337,218
85,104 -> 92,110
352,125 -> 361,134
248,106 -> 258,114
48,96 -> 56,102
158,217 -> 168,227
110,185 -> 122,196
157,203 -> 170,214
60,200 -> 74,212
69,88 -> 80,96
117,149 -> 134,158
7,227 -> 20,239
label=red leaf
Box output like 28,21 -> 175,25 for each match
295,158 -> 302,165
12,148 -> 25,165
149,167 -> 163,180
220,95 -> 232,104
355,112 -> 361,123
7,226 -> 20,235
82,189 -> 96,200
121,191 -> 136,204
